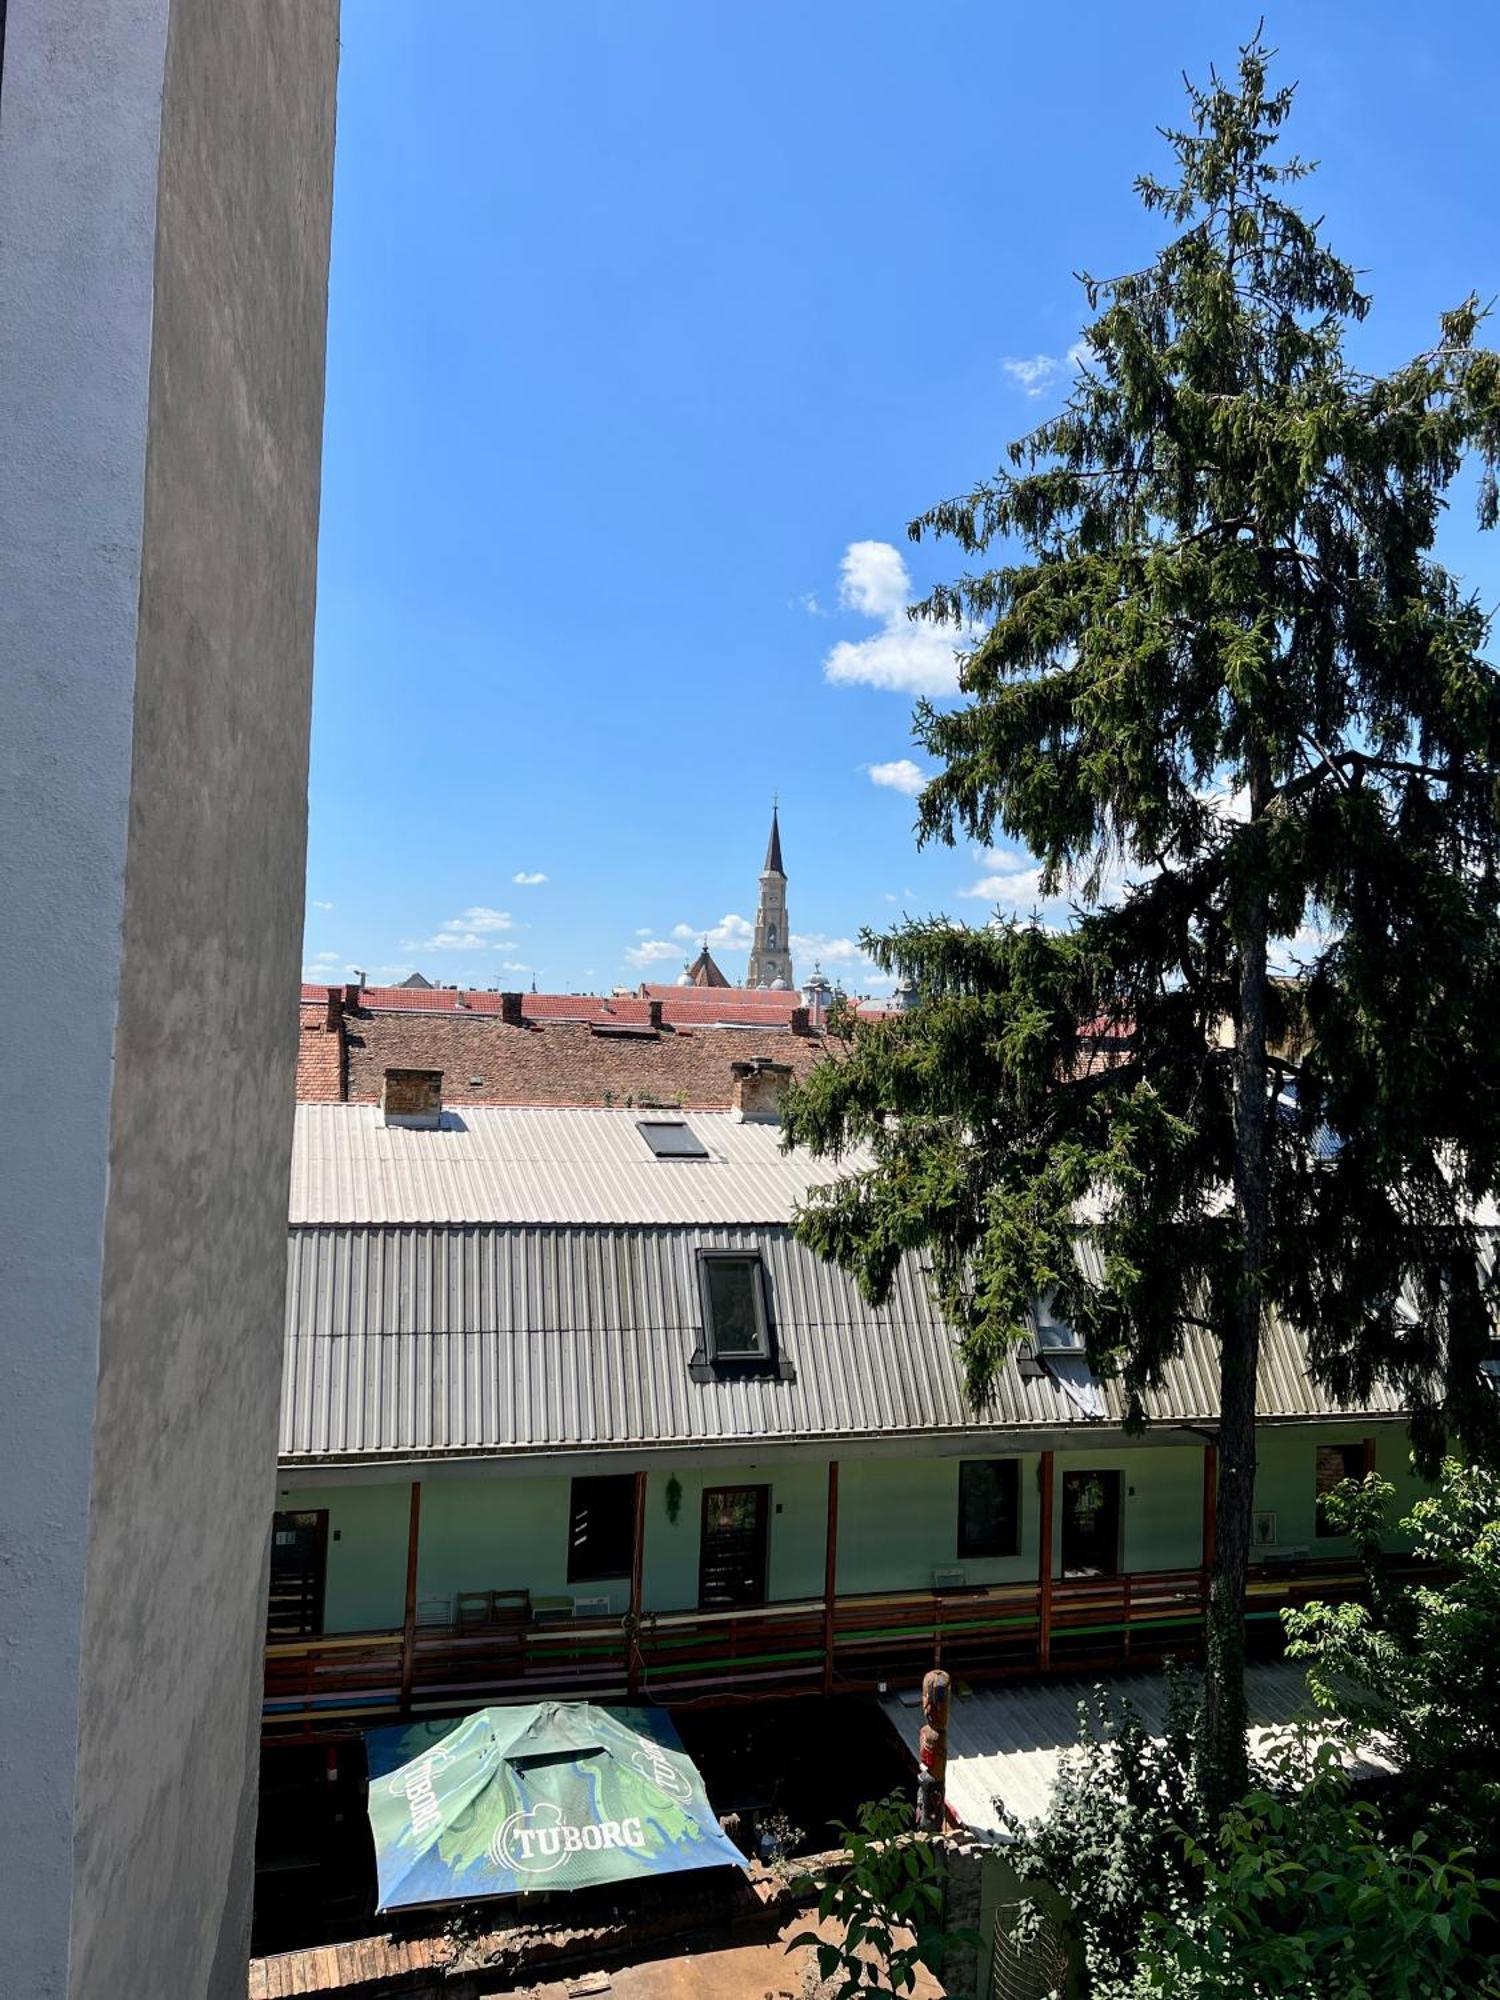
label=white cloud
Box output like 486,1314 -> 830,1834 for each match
407,904 -> 517,951
792,932 -> 868,966
1001,341 -> 1087,398
311,899 -> 334,911
960,841 -> 1137,918
866,758 -> 929,797
634,927 -> 654,937
670,913 -> 754,952
838,540 -> 910,620
512,871 -> 548,886
625,938 -> 683,968
412,931 -> 504,952
823,540 -> 969,696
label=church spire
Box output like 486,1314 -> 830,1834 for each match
763,798 -> 784,876
746,798 -> 794,991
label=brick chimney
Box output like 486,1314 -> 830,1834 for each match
730,1058 -> 793,1123
499,991 -> 525,1027
789,1005 -> 810,1035
343,980 -> 362,1010
646,999 -> 663,1029
324,986 -> 343,1031
381,1066 -> 443,1129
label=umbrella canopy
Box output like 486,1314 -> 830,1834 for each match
364,1701 -> 747,1911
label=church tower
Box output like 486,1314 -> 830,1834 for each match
745,802 -> 794,990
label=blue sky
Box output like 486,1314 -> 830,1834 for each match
302,1 -> 1500,995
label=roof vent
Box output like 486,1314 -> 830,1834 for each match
381,1067 -> 443,1130
637,1119 -> 709,1160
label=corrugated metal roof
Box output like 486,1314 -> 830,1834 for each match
289,1103 -> 865,1227
279,1223 -> 1406,1463
881,1661 -> 1366,1835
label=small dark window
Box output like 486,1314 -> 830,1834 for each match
1314,1442 -> 1366,1537
567,1474 -> 637,1581
701,1254 -> 770,1361
638,1119 -> 709,1160
958,1460 -> 1021,1559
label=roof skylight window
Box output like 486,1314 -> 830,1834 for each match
637,1118 -> 709,1161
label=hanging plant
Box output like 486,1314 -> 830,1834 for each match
664,1474 -> 683,1526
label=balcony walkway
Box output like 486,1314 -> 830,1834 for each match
263,1556 -> 1393,1742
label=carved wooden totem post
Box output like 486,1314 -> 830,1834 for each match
915,1666 -> 950,1829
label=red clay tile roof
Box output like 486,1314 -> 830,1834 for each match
301,983 -> 814,1028
295,986 -> 828,1109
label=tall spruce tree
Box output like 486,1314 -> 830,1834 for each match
783,36 -> 1500,1816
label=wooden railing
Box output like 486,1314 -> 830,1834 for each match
262,1555 -> 1402,1740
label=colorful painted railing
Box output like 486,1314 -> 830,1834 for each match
262,1555 -> 1406,1739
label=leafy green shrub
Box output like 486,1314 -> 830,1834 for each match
1118,1739 -> 1500,1998
1286,1456 -> 1500,1865
1003,1669 -> 1205,1990
788,1792 -> 978,1998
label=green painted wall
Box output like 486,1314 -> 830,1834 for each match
277,1480 -> 409,1634
1251,1425 -> 1425,1554
838,1455 -> 1042,1592
277,1421 -> 1423,1636
642,1460 -> 829,1612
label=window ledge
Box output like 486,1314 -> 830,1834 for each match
688,1347 -> 796,1385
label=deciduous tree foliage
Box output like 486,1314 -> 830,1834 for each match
782,36 -> 1500,1817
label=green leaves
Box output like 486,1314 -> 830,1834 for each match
786,29 -> 1500,1442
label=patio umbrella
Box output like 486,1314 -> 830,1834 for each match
364,1700 -> 747,1912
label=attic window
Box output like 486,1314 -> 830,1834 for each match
700,1253 -> 771,1362
1033,1290 -> 1085,1354
638,1119 -> 708,1160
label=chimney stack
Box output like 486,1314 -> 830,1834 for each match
789,1005 -> 810,1036
499,991 -> 525,1027
343,980 -> 362,1010
730,1058 -> 793,1124
381,1067 -> 443,1129
646,999 -> 663,1030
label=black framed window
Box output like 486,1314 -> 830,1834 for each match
958,1459 -> 1021,1559
1314,1442 -> 1366,1537
638,1119 -> 709,1160
567,1474 -> 636,1582
700,1253 -> 771,1362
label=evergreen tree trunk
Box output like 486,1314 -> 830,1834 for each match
1201,740 -> 1271,1819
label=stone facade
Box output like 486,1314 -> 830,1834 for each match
0,2 -> 339,1993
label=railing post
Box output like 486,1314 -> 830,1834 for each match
1122,1572 -> 1132,1663
1201,1441 -> 1218,1634
1038,1450 -> 1055,1671
822,1459 -> 839,1697
400,1480 -> 423,1714
626,1468 -> 647,1696
916,1667 -> 950,1830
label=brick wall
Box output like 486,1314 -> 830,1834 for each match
342,1009 -> 825,1110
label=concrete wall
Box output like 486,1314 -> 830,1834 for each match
280,1423 -> 1422,1636
0,3 -> 338,1994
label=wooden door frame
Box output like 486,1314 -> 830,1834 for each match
270,1506 -> 329,1637
1059,1468 -> 1124,1579
697,1483 -> 770,1610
